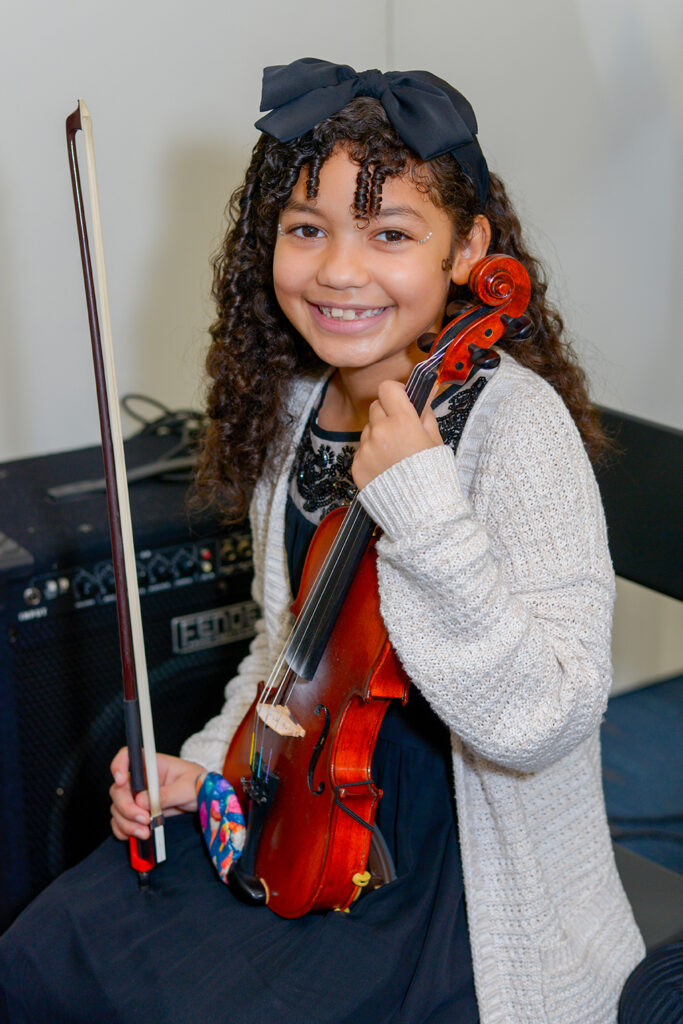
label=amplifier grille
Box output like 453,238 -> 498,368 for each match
2,546 -> 255,927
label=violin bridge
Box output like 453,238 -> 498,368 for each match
256,702 -> 305,738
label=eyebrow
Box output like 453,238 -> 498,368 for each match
282,200 -> 428,223
282,200 -> 320,214
373,205 -> 427,222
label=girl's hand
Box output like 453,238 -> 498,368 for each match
109,747 -> 206,842
352,379 -> 442,490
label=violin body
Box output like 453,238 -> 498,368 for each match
223,506 -> 409,918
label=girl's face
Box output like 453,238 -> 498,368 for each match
273,148 -> 482,383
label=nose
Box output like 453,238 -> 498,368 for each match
316,234 -> 370,291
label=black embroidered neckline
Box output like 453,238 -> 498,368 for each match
290,375 -> 489,524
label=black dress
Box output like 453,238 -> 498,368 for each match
0,382 -> 486,1024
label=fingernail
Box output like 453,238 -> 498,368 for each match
135,815 -> 148,825
135,828 -> 147,839
114,772 -> 124,784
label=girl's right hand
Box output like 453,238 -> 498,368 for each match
109,747 -> 206,842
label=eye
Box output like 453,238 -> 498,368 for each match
288,223 -> 325,239
374,229 -> 411,245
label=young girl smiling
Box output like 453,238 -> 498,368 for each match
0,59 -> 644,1024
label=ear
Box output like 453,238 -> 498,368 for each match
450,216 -> 491,286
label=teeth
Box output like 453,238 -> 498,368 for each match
319,306 -> 384,320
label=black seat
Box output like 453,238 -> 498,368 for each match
596,408 -> 683,951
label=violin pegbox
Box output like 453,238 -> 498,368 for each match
432,254 -> 532,384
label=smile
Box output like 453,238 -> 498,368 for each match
317,305 -> 386,321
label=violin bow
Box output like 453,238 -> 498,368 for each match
65,101 -> 166,884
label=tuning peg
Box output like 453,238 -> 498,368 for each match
500,314 -> 534,340
469,345 -> 501,370
417,332 -> 438,353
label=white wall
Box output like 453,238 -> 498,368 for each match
391,0 -> 683,426
0,0 -> 392,461
2,0 -> 681,691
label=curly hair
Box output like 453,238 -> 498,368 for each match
196,97 -> 607,522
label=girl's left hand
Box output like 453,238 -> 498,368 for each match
352,379 -> 443,490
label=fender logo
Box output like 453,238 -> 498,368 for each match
171,601 -> 258,654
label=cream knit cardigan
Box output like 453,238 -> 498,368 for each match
182,353 -> 644,1023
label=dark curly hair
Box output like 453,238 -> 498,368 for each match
196,97 -> 607,522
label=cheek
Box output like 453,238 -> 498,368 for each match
272,247 -> 316,315
272,246 -> 290,297
272,252 -> 299,318
385,262 -> 449,315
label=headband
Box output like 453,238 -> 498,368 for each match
255,57 -> 490,205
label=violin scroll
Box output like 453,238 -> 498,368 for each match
435,254 -> 532,384
468,253 -> 531,313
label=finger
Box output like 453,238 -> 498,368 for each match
421,380 -> 441,420
367,398 -> 387,425
111,812 -> 149,841
377,379 -> 413,416
111,803 -> 150,840
111,817 -> 127,842
109,782 -> 147,826
134,789 -> 151,812
421,404 -> 443,446
110,746 -> 130,785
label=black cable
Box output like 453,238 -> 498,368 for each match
120,393 -> 207,483
121,393 -> 206,441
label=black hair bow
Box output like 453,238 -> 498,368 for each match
255,57 -> 489,205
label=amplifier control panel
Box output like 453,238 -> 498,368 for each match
14,531 -> 252,624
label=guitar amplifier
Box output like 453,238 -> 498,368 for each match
0,434 -> 257,930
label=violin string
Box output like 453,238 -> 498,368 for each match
251,502 -> 370,766
249,330 -> 472,776
250,346 -> 471,768
253,500 -> 368,769
274,354 -> 438,702
279,350 -> 442,682
277,323 -> 489,694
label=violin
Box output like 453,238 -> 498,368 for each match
223,254 -> 531,918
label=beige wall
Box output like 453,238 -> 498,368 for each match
2,0 -> 681,691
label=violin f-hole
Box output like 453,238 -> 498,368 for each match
308,704 -> 330,794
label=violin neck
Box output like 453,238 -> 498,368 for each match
284,358 -> 439,681
285,500 -> 375,679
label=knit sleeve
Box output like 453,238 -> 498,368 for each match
357,383 -> 615,773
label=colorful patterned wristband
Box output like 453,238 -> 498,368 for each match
196,772 -> 246,883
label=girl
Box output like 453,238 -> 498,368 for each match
0,59 -> 644,1023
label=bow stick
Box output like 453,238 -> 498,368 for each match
66,101 -> 166,883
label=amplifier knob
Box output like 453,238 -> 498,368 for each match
73,573 -> 97,601
23,586 -> 42,607
148,557 -> 171,584
98,565 -> 116,594
174,552 -> 196,577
